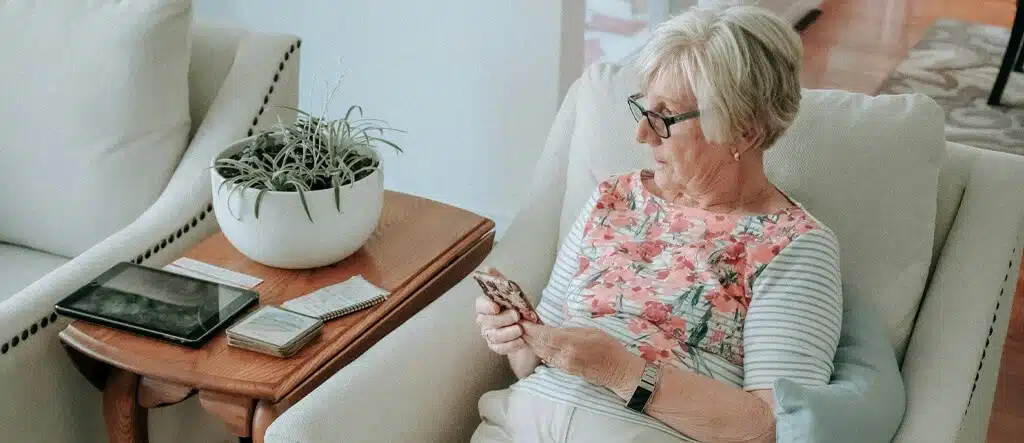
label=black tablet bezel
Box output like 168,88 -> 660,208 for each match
55,262 -> 259,348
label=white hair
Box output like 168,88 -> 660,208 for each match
634,4 -> 803,150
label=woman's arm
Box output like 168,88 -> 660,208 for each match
521,324 -> 776,443
607,355 -> 777,443
508,346 -> 543,379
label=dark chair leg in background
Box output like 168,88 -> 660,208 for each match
1015,37 -> 1024,72
990,0 -> 1024,105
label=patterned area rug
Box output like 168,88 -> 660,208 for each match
878,19 -> 1024,155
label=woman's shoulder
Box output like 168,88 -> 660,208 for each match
594,170 -> 645,195
583,170 -> 646,211
751,207 -> 840,267
791,207 -> 839,245
782,211 -> 840,258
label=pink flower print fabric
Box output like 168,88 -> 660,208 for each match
570,171 -> 821,374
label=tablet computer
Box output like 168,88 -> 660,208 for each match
55,262 -> 259,348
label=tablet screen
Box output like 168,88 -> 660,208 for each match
59,262 -> 258,342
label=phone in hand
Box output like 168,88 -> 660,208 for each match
471,269 -> 542,324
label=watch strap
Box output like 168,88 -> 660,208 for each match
626,362 -> 659,413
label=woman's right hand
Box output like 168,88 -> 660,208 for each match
475,295 -> 526,355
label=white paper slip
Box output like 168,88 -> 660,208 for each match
162,263 -> 237,287
281,275 -> 390,320
164,257 -> 263,289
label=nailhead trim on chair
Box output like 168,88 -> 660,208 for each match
0,313 -> 57,355
963,241 -> 1019,421
247,40 -> 299,138
1,39 -> 302,358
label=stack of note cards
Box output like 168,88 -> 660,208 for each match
281,275 -> 390,321
226,306 -> 323,358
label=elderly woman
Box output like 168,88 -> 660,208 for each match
472,5 -> 841,443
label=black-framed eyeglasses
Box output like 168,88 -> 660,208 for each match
628,92 -> 701,139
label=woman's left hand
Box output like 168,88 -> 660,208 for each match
521,322 -> 643,391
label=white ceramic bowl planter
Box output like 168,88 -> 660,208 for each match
211,134 -> 384,269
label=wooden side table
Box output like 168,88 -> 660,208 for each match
59,191 -> 495,443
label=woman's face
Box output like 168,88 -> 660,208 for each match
635,75 -> 734,197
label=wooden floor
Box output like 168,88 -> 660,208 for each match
797,0 -> 1021,441
800,0 -> 1017,94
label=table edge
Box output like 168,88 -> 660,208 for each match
59,217 -> 496,399
59,325 -> 280,397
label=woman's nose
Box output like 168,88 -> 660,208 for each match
636,119 -> 658,146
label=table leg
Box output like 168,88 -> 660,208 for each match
104,368 -> 149,443
199,391 -> 255,438
252,400 -> 279,443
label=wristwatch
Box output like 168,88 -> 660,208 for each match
626,362 -> 660,413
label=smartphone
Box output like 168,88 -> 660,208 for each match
471,270 -> 542,324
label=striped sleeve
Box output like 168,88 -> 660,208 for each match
743,228 -> 843,391
535,189 -> 600,327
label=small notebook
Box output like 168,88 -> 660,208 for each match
281,275 -> 390,320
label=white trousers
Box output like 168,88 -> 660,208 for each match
471,389 -> 690,443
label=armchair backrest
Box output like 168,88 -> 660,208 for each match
525,63 -> 950,361
188,23 -> 248,138
0,0 -> 193,258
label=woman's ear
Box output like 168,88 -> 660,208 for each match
738,129 -> 763,154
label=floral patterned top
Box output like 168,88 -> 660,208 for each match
511,171 -> 843,439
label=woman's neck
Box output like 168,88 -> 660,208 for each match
648,152 -> 789,215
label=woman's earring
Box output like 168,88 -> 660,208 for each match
733,152 -> 741,162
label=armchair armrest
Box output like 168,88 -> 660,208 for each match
0,29 -> 300,443
480,78 -> 581,298
263,277 -> 516,443
265,72 -> 585,443
893,145 -> 1024,443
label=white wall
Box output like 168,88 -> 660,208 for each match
195,1 -> 584,232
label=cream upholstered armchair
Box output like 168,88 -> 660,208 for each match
264,64 -> 1024,443
0,22 -> 300,443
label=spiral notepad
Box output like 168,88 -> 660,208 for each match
281,276 -> 390,321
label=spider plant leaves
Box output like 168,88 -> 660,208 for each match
369,136 -> 402,153
289,181 -> 314,222
332,176 -> 342,212
345,104 -> 362,122
254,188 -> 268,219
224,177 -> 264,220
213,87 -> 401,221
275,105 -> 315,119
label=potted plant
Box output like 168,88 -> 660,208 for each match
210,90 -> 402,269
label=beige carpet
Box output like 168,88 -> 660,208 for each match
877,19 -> 1024,155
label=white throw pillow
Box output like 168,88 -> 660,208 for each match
560,63 -> 944,360
0,0 -> 193,257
